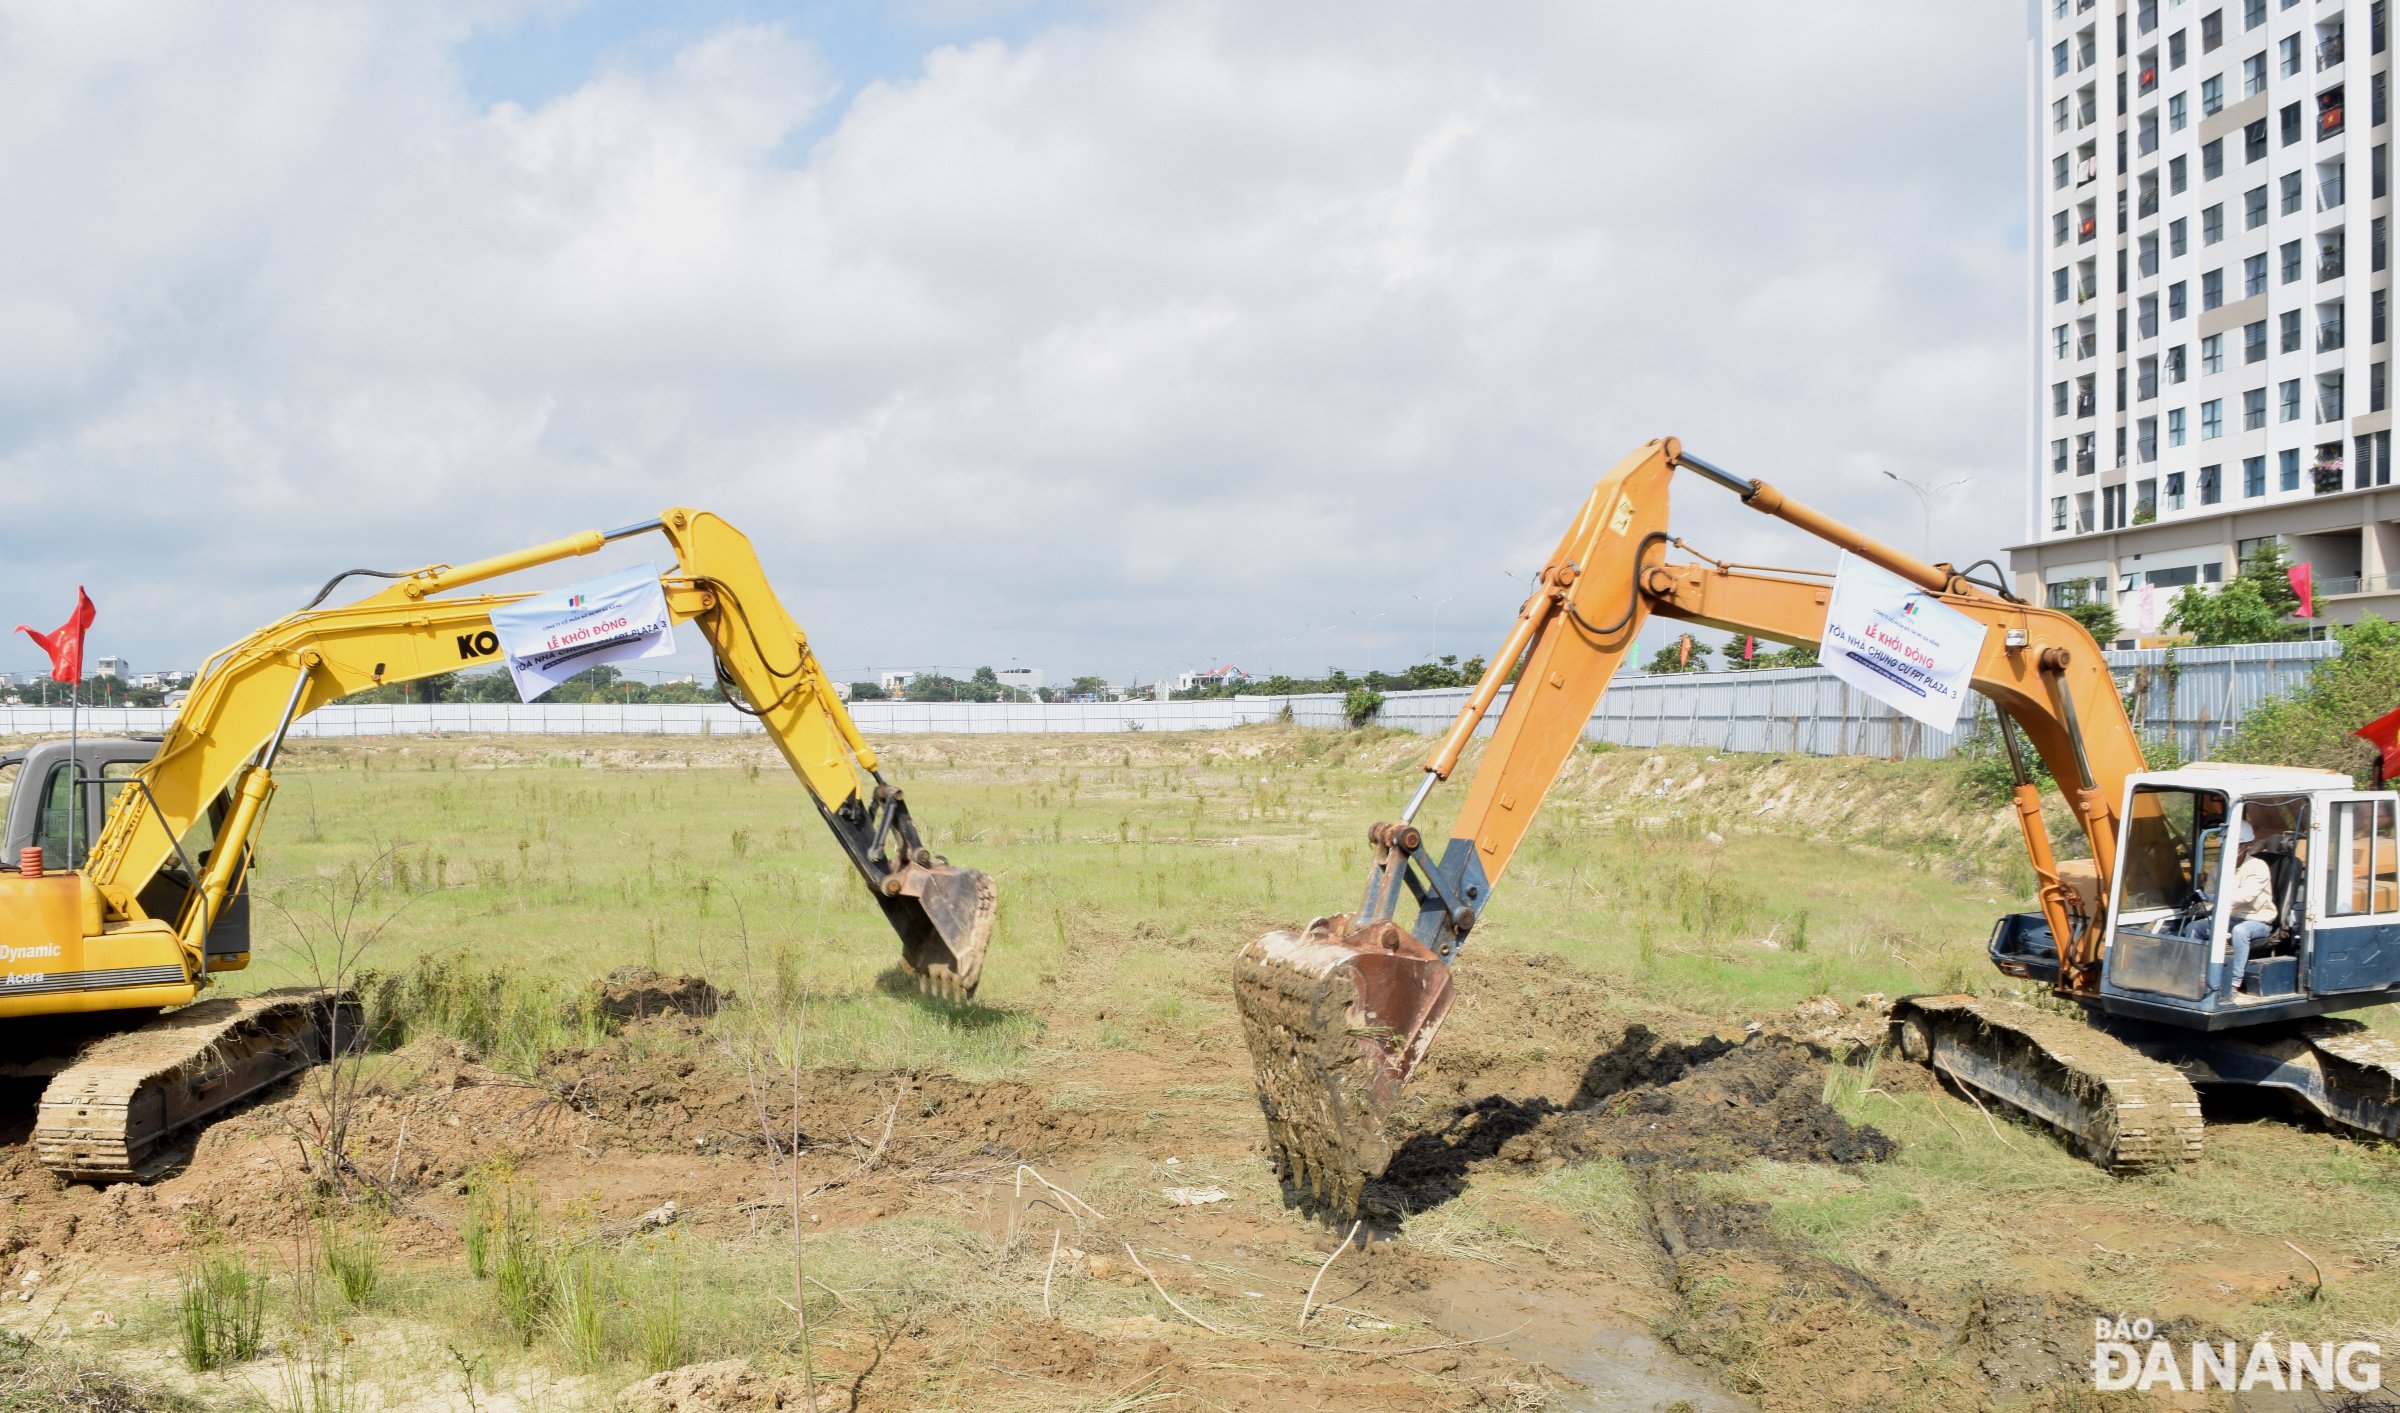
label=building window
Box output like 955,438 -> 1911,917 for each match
2203,400 -> 2225,438
2139,415 -> 2160,458
2170,155 -> 2189,194
2281,377 -> 2302,420
2170,280 -> 2188,318
2282,32 -> 2303,75
2282,308 -> 2303,350
2281,447 -> 2302,489
2200,463 -> 2223,503
2203,332 -> 2226,372
2375,288 -> 2388,345
2139,355 -> 2160,399
2380,144 -> 2391,201
2244,318 -> 2268,359
2054,324 -> 2073,359
2054,210 -> 2072,247
2243,254 -> 2267,296
2140,111 -> 2161,156
2055,153 -> 2073,191
2170,407 -> 2189,445
2171,29 -> 2188,68
2052,497 -> 2070,531
2245,455 -> 2267,496
2244,185 -> 2267,229
2282,100 -> 2303,145
2377,70 -> 2389,126
2171,92 -> 2190,131
2202,139 -> 2225,180
2281,170 -> 2303,214
2203,203 -> 2225,243
2054,381 -> 2072,416
2204,74 -> 2225,114
2376,215 -> 2389,273
2321,370 -> 2346,421
2203,269 -> 2225,309
2322,301 -> 2345,350
2244,387 -> 2268,428
2377,361 -> 2390,413
2055,39 -> 2072,77
2139,295 -> 2160,338
2245,0 -> 2265,28
2140,233 -> 2160,276
2282,237 -> 2303,283
2053,438 -> 2071,475
2167,469 -> 2187,507
2322,158 -> 2345,209
2056,268 -> 2072,304
2243,52 -> 2267,96
2203,9 -> 2224,51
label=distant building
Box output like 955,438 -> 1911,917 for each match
832,681 -> 852,701
997,666 -> 1043,693
1176,664 -> 1248,691
92,657 -> 128,681
878,670 -> 915,695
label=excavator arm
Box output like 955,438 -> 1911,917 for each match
72,508 -> 992,1008
1233,437 -> 2141,1209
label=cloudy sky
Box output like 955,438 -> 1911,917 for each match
0,1 -> 2030,689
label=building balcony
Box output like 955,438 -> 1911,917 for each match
2320,36 -> 2346,71
2320,323 -> 2347,351
2315,572 -> 2400,596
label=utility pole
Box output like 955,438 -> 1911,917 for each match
1882,470 -> 1970,559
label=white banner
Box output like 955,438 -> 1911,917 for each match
487,563 -> 677,701
1819,552 -> 1988,732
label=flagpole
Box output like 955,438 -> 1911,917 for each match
67,671 -> 77,871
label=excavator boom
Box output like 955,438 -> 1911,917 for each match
1235,438 -> 2140,1210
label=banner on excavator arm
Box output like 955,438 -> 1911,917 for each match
1819,552 -> 1987,733
488,562 -> 677,701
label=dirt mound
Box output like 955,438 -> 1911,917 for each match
584,968 -> 726,1022
1513,1028 -> 1896,1169
1366,1025 -> 1892,1219
621,1359 -> 844,1412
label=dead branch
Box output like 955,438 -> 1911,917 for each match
1123,1243 -> 1225,1336
1299,1220 -> 1361,1331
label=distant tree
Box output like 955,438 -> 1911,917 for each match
2165,543 -> 2308,645
847,681 -> 889,701
2061,599 -> 2122,645
1643,639 -> 1712,674
1068,675 -> 1111,700
1404,655 -> 1465,689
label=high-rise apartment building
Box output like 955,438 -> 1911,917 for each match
2009,0 -> 2400,637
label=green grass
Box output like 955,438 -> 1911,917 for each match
188,727 -> 2400,1395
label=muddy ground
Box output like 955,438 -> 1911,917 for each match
0,954 -> 2220,1412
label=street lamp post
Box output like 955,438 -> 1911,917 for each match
1882,470 -> 1971,559
1412,593 -> 1456,660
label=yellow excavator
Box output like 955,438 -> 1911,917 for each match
1235,438 -> 2400,1213
0,509 -> 995,1182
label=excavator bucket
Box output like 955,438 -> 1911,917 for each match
1232,915 -> 1455,1213
881,861 -> 996,1001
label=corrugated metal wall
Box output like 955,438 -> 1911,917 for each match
0,639 -> 2343,758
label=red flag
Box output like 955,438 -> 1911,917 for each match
2358,705 -> 2400,782
1677,634 -> 1691,667
1743,635 -> 1756,662
16,588 -> 95,685
2289,562 -> 2314,618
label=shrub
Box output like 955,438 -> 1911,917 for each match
1341,686 -> 1384,727
2218,615 -> 2400,783
177,1251 -> 267,1372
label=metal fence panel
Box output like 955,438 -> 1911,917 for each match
0,640 -> 2346,761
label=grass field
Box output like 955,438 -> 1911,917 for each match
6,725 -> 2399,1410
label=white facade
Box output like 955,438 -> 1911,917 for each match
2015,0 -> 2400,633
996,666 -> 1043,692
92,656 -> 127,680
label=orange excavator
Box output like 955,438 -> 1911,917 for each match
1234,437 -> 2400,1213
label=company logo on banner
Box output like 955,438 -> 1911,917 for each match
487,563 -> 677,701
1820,552 -> 1989,733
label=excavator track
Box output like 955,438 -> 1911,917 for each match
1891,995 -> 2204,1172
2300,1018 -> 2400,1140
35,988 -> 362,1182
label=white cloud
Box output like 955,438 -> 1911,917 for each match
0,0 -> 2028,683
